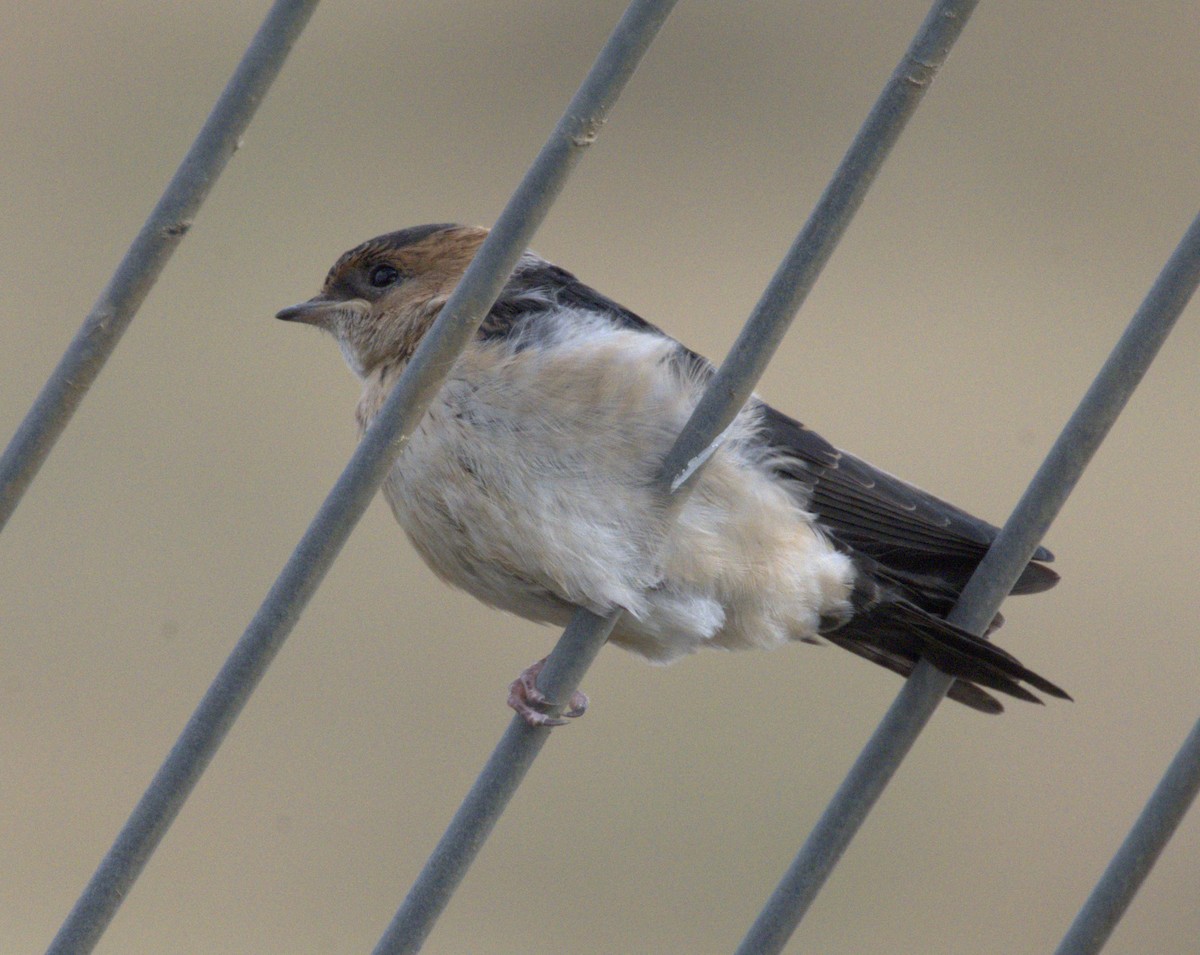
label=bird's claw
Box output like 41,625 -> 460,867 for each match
508,657 -> 589,727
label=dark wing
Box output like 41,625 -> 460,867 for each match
482,262 -> 666,339
483,261 -> 717,383
758,404 -> 1058,609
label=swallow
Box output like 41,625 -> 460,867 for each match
277,223 -> 1068,725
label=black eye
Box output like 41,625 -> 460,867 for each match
368,264 -> 400,288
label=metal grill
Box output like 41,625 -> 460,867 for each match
4,2 -> 1198,952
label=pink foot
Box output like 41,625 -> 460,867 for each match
507,657 -> 589,727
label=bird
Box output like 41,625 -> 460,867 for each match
277,223 -> 1068,726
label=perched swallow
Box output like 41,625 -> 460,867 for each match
277,224 -> 1068,725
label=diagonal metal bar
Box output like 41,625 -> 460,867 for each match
1054,714 -> 1200,955
734,206 -> 1200,955
0,0 -> 321,536
371,608 -> 622,955
42,1 -> 678,952
662,0 -> 984,480
370,3 -> 993,951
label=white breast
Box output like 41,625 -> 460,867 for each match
372,316 -> 855,663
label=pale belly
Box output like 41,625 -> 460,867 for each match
372,329 -> 855,662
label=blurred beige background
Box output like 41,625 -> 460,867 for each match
2,2 -> 1198,952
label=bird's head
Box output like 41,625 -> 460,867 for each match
276,223 -> 487,378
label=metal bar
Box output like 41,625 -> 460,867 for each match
734,206 -> 1200,955
369,1 -> 699,949
662,0 -> 984,488
0,0 -> 321,536
1054,714 -> 1200,955
372,609 -> 622,955
42,1 -> 680,951
371,2 -> 1001,951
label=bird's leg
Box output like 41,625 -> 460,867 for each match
507,657 -> 589,727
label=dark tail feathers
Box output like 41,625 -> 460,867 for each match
824,597 -> 1069,714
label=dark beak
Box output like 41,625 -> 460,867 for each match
275,297 -> 340,326
276,296 -> 369,331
